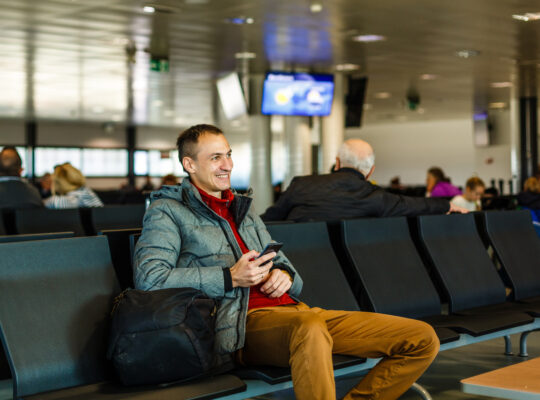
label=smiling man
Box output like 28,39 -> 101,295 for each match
134,124 -> 439,400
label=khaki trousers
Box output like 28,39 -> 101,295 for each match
236,303 -> 439,400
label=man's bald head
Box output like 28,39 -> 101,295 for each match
0,146 -> 23,177
337,139 -> 375,178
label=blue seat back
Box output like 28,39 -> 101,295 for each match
90,204 -> 146,234
0,236 -> 120,398
14,208 -> 85,236
341,217 -> 442,318
483,210 -> 540,300
0,232 -> 74,243
266,221 -> 360,311
416,213 -> 506,312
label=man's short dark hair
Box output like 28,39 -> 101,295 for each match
176,124 -> 223,171
0,146 -> 23,177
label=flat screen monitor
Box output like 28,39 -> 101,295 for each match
261,72 -> 334,116
216,72 -> 248,120
473,111 -> 490,147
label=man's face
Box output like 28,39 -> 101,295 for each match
183,133 -> 233,197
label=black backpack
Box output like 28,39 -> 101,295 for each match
107,287 -> 219,386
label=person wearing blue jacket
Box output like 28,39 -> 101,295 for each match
134,124 -> 439,400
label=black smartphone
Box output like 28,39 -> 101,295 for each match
257,242 -> 283,266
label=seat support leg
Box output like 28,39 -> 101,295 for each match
519,331 -> 532,357
503,335 -> 513,355
410,382 -> 433,400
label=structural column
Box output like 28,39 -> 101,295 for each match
248,75 -> 273,213
321,73 -> 345,174
283,116 -> 311,189
519,97 -> 538,188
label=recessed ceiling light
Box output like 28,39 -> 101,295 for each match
143,6 -> 155,13
512,13 -> 540,21
310,3 -> 323,13
420,74 -> 437,80
374,92 -> 391,99
226,16 -> 255,25
235,52 -> 256,59
352,34 -> 386,43
489,102 -> 507,109
490,82 -> 512,88
456,49 -> 480,58
335,63 -> 360,71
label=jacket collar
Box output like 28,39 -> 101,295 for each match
334,167 -> 366,180
149,178 -> 253,226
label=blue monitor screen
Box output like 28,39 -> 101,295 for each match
261,72 -> 334,116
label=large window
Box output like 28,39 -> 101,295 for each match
135,150 -> 185,178
34,147 -> 128,177
82,149 -> 128,177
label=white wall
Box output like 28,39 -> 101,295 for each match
137,125 -> 179,150
38,120 -> 127,147
0,118 -> 25,145
346,113 -> 513,190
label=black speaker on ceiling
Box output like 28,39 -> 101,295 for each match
345,76 -> 368,128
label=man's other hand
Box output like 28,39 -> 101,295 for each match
230,250 -> 274,288
260,269 -> 293,298
448,202 -> 469,214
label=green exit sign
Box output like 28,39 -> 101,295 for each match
150,58 -> 169,72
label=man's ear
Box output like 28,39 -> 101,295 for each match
365,165 -> 375,180
182,157 -> 196,174
334,157 -> 341,171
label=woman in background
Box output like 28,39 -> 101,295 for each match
426,167 -> 461,198
44,163 -> 103,209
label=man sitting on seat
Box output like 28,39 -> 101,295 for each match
0,146 -> 42,209
262,139 -> 467,222
134,124 -> 439,400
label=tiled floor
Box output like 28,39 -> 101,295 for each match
1,331 -> 538,399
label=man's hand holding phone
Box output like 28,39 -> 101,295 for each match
230,242 -> 282,288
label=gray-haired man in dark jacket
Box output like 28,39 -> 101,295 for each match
262,139 -> 467,222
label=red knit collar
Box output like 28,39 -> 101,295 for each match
192,181 -> 234,209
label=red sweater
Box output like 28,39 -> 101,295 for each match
195,185 -> 296,310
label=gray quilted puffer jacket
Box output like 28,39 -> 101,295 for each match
134,179 -> 303,367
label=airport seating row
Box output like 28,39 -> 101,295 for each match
0,204 -> 145,237
0,210 -> 539,399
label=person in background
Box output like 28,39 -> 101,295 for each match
426,167 -> 461,198
161,173 -> 178,187
35,173 -> 53,198
0,146 -> 43,209
44,163 -> 103,209
451,177 -> 485,211
141,174 -> 155,191
517,177 -> 540,210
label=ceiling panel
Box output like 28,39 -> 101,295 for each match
1,0 -> 540,126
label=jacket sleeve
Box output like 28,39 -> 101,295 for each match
376,188 -> 450,217
133,200 -> 227,298
251,212 -> 303,298
260,178 -> 298,221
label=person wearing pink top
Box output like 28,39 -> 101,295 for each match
426,167 -> 462,197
